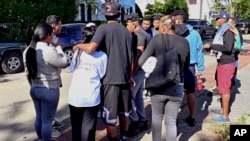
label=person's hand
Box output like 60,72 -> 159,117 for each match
73,44 -> 79,51
203,43 -> 211,49
129,77 -> 136,88
196,72 -> 203,77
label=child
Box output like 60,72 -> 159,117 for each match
67,24 -> 107,141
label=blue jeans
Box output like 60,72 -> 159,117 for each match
30,87 -> 59,141
151,84 -> 184,141
130,70 -> 147,122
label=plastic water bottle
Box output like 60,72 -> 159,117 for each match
197,76 -> 203,91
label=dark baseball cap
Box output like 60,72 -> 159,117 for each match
104,1 -> 121,16
127,13 -> 140,22
212,11 -> 230,20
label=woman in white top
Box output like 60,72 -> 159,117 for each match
68,24 -> 107,141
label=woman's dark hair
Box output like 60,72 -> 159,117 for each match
75,25 -> 97,68
26,23 -> 53,80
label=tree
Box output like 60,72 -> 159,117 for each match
145,0 -> 188,17
0,0 -> 77,42
230,0 -> 250,19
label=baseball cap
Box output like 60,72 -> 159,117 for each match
86,22 -> 96,27
127,13 -> 140,22
212,11 -> 230,20
104,1 -> 121,16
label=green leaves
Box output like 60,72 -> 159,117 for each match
234,0 -> 250,20
0,0 -> 77,42
145,0 -> 188,17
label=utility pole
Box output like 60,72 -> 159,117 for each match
200,0 -> 203,19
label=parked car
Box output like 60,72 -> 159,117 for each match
0,42 -> 26,74
58,23 -> 86,64
186,19 -> 217,39
236,19 -> 249,34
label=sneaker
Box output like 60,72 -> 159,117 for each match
185,117 -> 195,127
211,109 -> 222,115
212,116 -> 230,123
52,120 -> 65,129
51,128 -> 62,138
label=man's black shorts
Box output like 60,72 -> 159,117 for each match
101,84 -> 132,125
184,65 -> 196,93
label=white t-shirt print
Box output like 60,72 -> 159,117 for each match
68,51 -> 107,107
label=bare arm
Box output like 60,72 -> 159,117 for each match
132,46 -> 144,76
73,42 -> 98,53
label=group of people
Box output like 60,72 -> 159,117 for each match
24,1 -> 243,141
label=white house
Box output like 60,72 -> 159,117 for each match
187,0 -> 215,22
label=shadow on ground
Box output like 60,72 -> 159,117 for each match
177,89 -> 213,141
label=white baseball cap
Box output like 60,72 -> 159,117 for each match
86,22 -> 96,27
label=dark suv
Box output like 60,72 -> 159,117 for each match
186,19 -> 217,39
58,23 -> 86,64
0,42 -> 26,74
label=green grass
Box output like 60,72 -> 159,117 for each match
211,113 -> 250,141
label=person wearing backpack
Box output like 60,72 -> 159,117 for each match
138,15 -> 190,141
204,11 -> 236,123
216,17 -> 244,102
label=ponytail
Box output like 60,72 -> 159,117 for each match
26,47 -> 37,80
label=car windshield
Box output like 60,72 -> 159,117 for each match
186,21 -> 198,26
61,25 -> 82,35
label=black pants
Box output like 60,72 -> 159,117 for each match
69,104 -> 99,141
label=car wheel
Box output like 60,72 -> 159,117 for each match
1,52 -> 24,74
64,48 -> 74,65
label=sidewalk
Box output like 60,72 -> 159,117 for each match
56,46 -> 250,141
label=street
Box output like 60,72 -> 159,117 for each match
0,35 -> 250,141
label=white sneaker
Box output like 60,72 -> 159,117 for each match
52,128 -> 62,138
